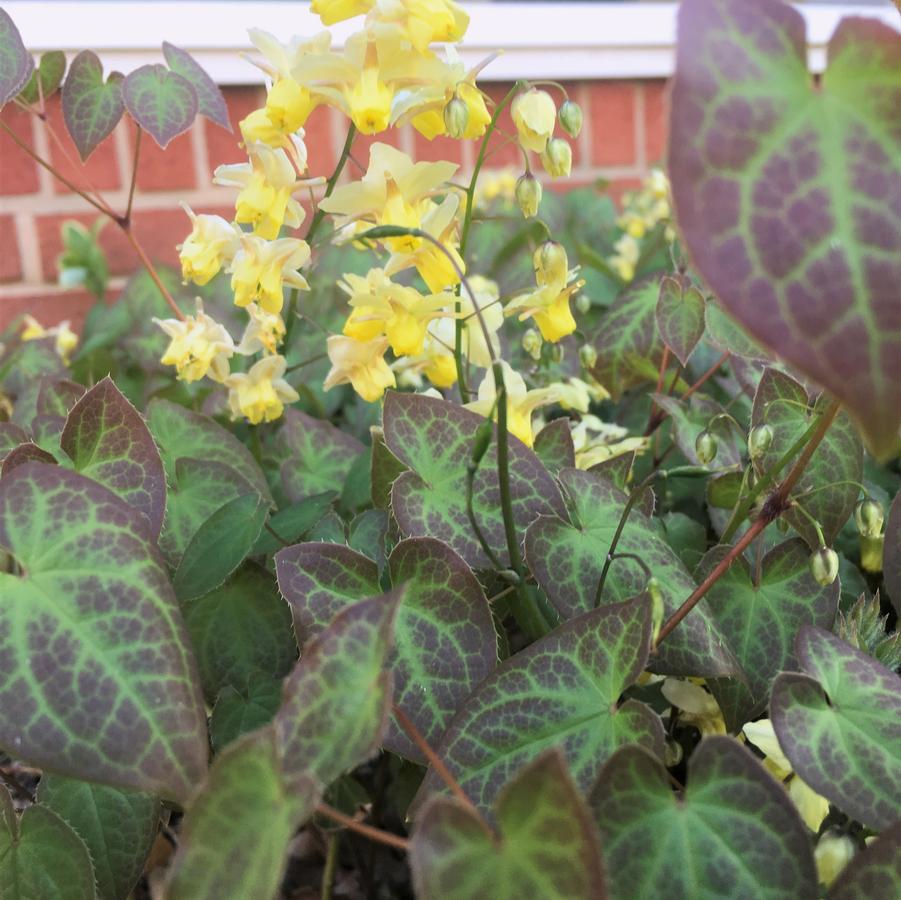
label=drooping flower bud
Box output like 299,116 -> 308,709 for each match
558,99 -> 583,138
695,429 -> 718,465
549,343 -> 564,364
443,95 -> 470,139
860,534 -> 884,574
522,328 -> 542,360
514,172 -> 542,218
540,137 -> 572,178
748,423 -> 774,460
815,831 -> 855,887
809,546 -> 839,586
854,498 -> 884,538
579,343 -> 597,369
647,576 -> 665,642
533,240 -> 568,285
575,293 -> 591,315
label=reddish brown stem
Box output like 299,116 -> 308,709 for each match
314,802 -> 409,852
682,351 -> 730,402
120,225 -> 186,320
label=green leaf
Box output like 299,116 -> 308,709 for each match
654,393 -> 745,469
590,737 -> 818,900
18,51 -> 66,105
701,538 -> 839,730
589,279 -> 664,399
383,391 -> 566,568
413,596 -> 663,815
251,492 -> 336,556
704,298 -> 768,361
173,493 -> 269,602
370,425 -> 406,509
533,417 -> 576,474
0,8 -> 33,107
57,220 -> 108,301
670,0 -> 901,458
60,376 -> 167,538
0,464 -> 208,801
184,565 -> 296,702
771,626 -> 901,830
751,368 -> 862,546
525,468 -> 737,677
274,589 -> 401,786
38,775 -> 159,900
61,51 -> 124,161
209,675 -> 284,754
121,63 -> 197,149
166,727 -> 318,900
410,751 -> 606,900
147,398 -> 271,502
277,538 -> 497,763
884,491 -> 901,616
827,822 -> 901,900
0,423 -> 28,460
0,785 -> 95,900
36,378 -> 84,421
162,42 -> 230,130
347,507 -> 390,565
656,276 -> 706,366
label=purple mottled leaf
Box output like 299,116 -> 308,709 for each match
751,368 -> 862,546
701,538 -> 839,730
411,751 -> 606,900
0,464 -> 208,802
0,8 -> 33,107
412,596 -> 664,816
883,491 -> 901,616
35,378 -> 84,420
162,42 -> 230,131
1,441 -> 56,476
0,422 -> 28,460
18,51 -> 67,105
525,468 -> 738,677
656,276 -> 706,366
370,426 -> 407,509
61,51 -> 125,161
771,626 -> 901,829
670,0 -> 901,458
60,376 -> 166,539
533,417 -> 576,474
383,392 -> 566,569
827,821 -> 901,900
122,64 -> 198,149
590,737 -> 817,900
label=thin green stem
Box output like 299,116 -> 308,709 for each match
320,833 -> 339,900
466,463 -> 504,570
305,123 -> 357,246
790,500 -> 826,547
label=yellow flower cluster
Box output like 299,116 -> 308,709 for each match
608,167 -> 673,282
20,315 -> 78,363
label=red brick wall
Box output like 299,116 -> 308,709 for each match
0,79 -> 669,332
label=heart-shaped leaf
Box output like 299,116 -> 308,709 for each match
751,368 -> 862,546
383,391 -> 566,568
411,751 -> 606,900
656,276 -> 706,366
533,418 -> 576,474
670,0 -> 901,458
590,737 -> 818,900
0,785 -> 95,900
122,63 -> 197,148
771,626 -> 901,829
251,492 -> 336,556
827,822 -> 901,900
35,378 -> 84,420
413,596 -> 663,815
61,50 -> 124,161
0,8 -> 33,107
18,50 -> 66,105
38,775 -> 160,900
525,468 -> 738,677
0,423 -> 28,460
209,674 -> 283,753
60,376 -> 167,539
162,42 -> 230,131
0,464 -> 208,801
277,538 -> 498,763
701,538 -> 839,730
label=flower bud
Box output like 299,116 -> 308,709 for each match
575,293 -> 591,315
664,737 -> 683,768
534,240 -> 568,285
854,498 -> 884,538
815,831 -> 855,887
748,424 -> 774,460
695,429 -> 718,465
514,172 -> 542,218
809,546 -> 839,586
443,95 -> 469,140
549,343 -> 564,364
558,99 -> 583,138
511,88 -> 557,152
579,343 -> 597,370
647,576 -> 665,642
860,534 -> 884,574
522,328 -> 542,360
540,138 -> 572,178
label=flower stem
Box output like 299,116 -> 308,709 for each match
314,803 -> 408,852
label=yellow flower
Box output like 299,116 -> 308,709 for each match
229,235 -> 310,314
427,275 -> 502,368
324,334 -> 396,402
20,315 -> 79,363
266,76 -> 317,133
225,354 -> 299,424
366,0 -> 470,54
465,361 -> 563,447
153,302 -> 235,383
511,88 -> 556,153
661,678 -> 726,736
236,304 -> 286,355
570,415 -> 647,469
423,351 -> 457,388
177,206 -> 240,286
609,233 -> 640,283
311,0 -> 372,26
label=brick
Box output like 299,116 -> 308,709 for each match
45,94 -> 121,195
205,85 -> 262,171
412,129 -> 465,167
643,79 -> 669,166
304,105 -> 338,176
127,119 -> 197,192
0,287 -> 97,334
0,105 -> 40,196
588,82 -> 637,168
480,82 -> 521,170
0,216 -> 21,282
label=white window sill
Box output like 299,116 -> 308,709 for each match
7,2 -> 899,82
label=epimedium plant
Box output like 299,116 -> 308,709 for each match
0,0 -> 899,897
